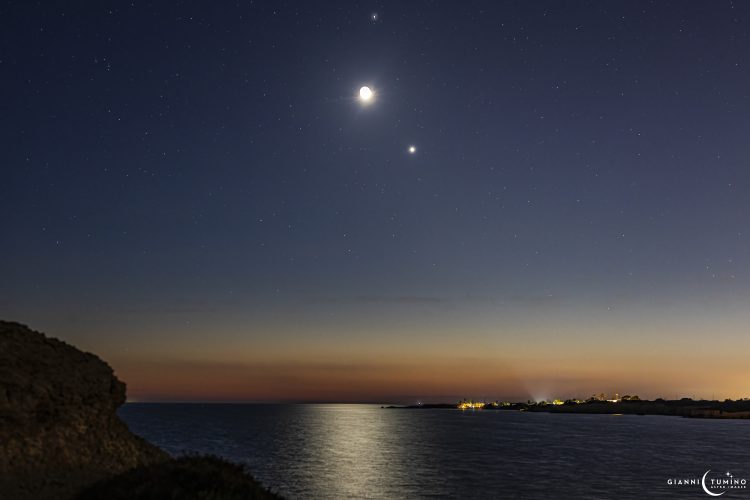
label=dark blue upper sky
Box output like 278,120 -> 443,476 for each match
2,1 -> 748,401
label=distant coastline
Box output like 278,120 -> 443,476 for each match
385,398 -> 750,419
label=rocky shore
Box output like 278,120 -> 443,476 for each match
0,321 -> 279,500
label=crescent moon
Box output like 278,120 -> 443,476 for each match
702,470 -> 725,497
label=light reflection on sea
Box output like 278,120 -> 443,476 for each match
119,404 -> 750,499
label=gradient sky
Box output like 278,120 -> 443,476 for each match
2,1 -> 749,402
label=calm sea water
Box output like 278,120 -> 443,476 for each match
119,404 -> 750,499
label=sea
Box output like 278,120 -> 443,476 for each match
119,404 -> 750,499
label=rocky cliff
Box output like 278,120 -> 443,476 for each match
0,321 -> 167,499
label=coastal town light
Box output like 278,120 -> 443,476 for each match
458,400 -> 485,410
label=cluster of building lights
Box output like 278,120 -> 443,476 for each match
458,400 -> 514,410
458,401 -> 486,410
457,394 -> 635,409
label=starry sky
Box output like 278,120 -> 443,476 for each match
2,1 -> 749,402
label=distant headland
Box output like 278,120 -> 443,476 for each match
386,395 -> 750,419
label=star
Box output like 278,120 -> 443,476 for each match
408,145 -> 417,154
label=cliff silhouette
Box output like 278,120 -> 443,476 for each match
0,320 -> 279,499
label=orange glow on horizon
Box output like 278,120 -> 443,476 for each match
110,349 -> 750,403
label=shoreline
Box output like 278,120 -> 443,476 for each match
384,400 -> 750,419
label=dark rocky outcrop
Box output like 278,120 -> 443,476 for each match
0,321 -> 167,499
0,321 -> 280,499
78,455 -> 282,499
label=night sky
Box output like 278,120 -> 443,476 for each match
2,1 -> 749,402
